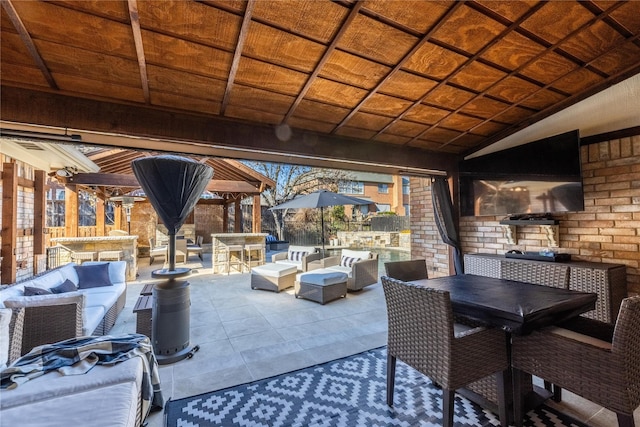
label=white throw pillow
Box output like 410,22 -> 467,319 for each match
341,249 -> 371,260
340,255 -> 361,268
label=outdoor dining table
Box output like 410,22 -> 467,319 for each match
408,273 -> 598,424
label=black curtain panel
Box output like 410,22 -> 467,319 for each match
431,177 -> 464,275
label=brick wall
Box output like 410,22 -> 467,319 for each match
410,134 -> 640,294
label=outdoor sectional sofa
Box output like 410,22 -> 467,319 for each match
0,261 -> 127,356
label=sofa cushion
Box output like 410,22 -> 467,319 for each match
326,265 -> 353,278
75,263 -> 113,289
29,270 -> 65,291
24,286 -> 52,296
84,306 -> 107,336
341,249 -> 371,260
51,279 -> 78,294
83,261 -> 127,285
57,263 -> 80,286
287,245 -> 316,260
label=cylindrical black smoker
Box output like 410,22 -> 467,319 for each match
132,155 -> 213,364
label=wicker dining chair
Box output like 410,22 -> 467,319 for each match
511,296 -> 640,427
384,259 -> 428,282
381,276 -> 509,427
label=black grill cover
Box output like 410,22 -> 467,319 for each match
131,155 -> 213,234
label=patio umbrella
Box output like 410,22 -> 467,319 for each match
270,190 -> 372,253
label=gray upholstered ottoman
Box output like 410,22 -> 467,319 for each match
295,269 -> 348,304
251,263 -> 297,292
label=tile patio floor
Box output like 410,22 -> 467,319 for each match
110,251 -> 636,427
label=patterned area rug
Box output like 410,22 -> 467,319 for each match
165,347 -> 588,427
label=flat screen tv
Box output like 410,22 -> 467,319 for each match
459,130 -> 584,217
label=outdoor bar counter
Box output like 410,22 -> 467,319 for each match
211,233 -> 267,274
51,236 -> 138,280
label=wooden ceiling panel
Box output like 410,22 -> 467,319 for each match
344,111 -> 394,132
244,21 -> 325,73
228,85 -> 294,116
359,93 -> 413,117
480,32 -> 547,71
408,139 -> 445,152
138,0 -> 240,51
590,43 -> 640,76
287,117 -> 337,134
333,126 -> 378,140
363,1 -> 452,34
147,64 -> 226,101
36,40 -> 141,87
460,96 -> 511,120
493,105 -> 536,124
474,1 -> 540,23
55,74 -> 145,104
485,76 -> 543,104
235,57 -> 308,96
449,61 -> 508,92
520,51 -> 581,85
422,84 -> 476,110
338,14 -> 418,66
291,100 -> 350,124
552,68 -> 605,94
49,1 -> 130,22
224,105 -> 284,125
373,133 -> 412,146
404,42 -> 468,80
12,1 -> 136,58
521,2 -> 595,44
377,71 -> 438,101
1,8 -> 16,33
452,133 -> 487,148
472,121 -> 509,137
384,120 -> 429,138
320,50 -> 390,90
305,78 -> 368,109
142,30 -> 233,80
419,127 -> 463,144
431,3 -> 507,55
438,114 -> 484,133
151,92 -> 221,116
0,62 -> 49,88
252,0 -> 346,43
558,20 -> 626,64
1,31 -> 37,67
404,104 -> 450,125
518,88 -> 567,111
606,1 -> 640,33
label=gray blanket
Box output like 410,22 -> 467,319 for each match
1,333 -> 163,420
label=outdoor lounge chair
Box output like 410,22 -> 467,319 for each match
148,238 -> 166,265
315,249 -> 378,291
187,235 -> 204,261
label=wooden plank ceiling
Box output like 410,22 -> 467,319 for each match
1,0 -> 639,174
65,148 -> 276,201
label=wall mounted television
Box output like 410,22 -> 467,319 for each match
459,130 -> 584,217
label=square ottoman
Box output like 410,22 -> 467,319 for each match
295,269 -> 348,305
251,264 -> 297,292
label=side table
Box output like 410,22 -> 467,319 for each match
133,295 -> 153,338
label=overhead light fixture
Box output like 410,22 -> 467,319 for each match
109,189 -> 145,234
0,128 -> 82,142
55,166 -> 78,177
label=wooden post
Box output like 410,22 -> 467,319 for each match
234,199 -> 242,232
33,170 -> 46,255
252,194 -> 261,233
65,184 -> 78,237
96,196 -> 105,236
223,203 -> 229,233
1,163 -> 18,284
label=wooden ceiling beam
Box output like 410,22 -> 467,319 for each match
127,0 -> 150,103
1,86 -> 456,174
67,172 -> 139,187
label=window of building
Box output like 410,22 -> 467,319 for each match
377,204 -> 391,212
404,204 -> 410,216
378,183 -> 388,194
46,187 -> 65,227
338,180 -> 364,194
402,177 -> 410,195
105,201 -> 116,225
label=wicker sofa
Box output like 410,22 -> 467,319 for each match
0,261 -> 127,356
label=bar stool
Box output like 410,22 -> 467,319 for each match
98,250 -> 124,261
244,243 -> 265,271
71,251 -> 97,264
227,244 -> 245,274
